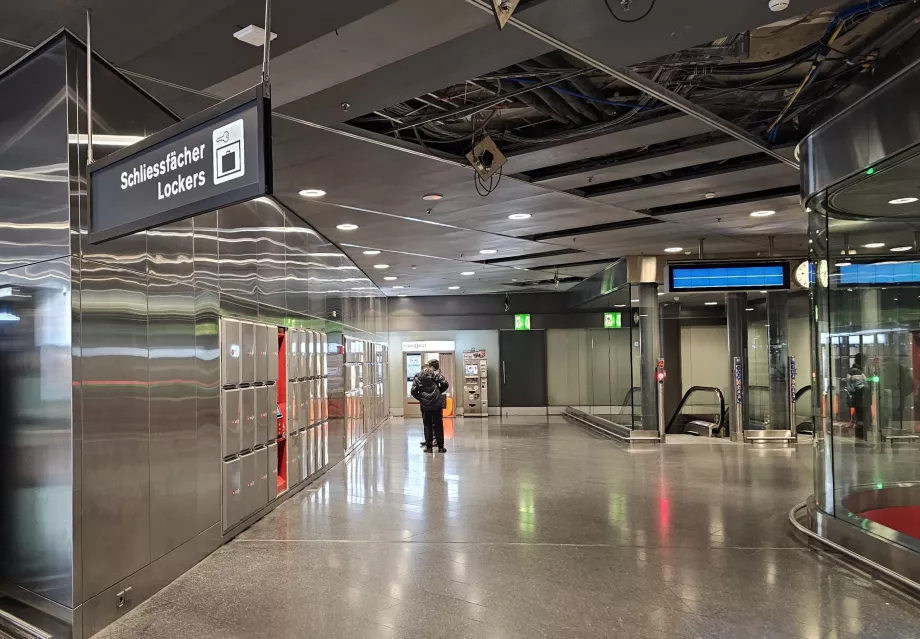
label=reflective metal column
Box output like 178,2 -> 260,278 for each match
726,293 -> 750,442
636,283 -> 661,433
767,291 -> 791,431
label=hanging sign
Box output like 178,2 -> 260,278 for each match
603,312 -> 622,329
89,84 -> 272,243
514,314 -> 532,330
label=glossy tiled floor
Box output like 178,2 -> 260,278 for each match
95,417 -> 920,639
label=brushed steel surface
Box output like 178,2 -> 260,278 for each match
221,458 -> 242,531
239,452 -> 256,521
266,326 -> 279,382
220,389 -> 241,459
148,277 -> 198,562
255,385 -> 269,446
300,430 -> 309,481
219,318 -> 241,387
266,442 -> 278,502
240,387 -> 256,453
192,211 -> 219,292
255,324 -> 269,382
240,322 -> 256,385
0,259 -> 75,607
80,263 -> 150,600
254,447 -> 268,514
287,433 -> 301,486
194,287 -> 221,535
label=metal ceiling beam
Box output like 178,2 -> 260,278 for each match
463,0 -> 799,170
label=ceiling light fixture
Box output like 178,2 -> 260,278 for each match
746,308 -> 754,312
889,197 -> 918,205
705,192 -> 716,199
664,247 -> 683,253
891,246 -> 913,252
705,301 -> 719,306
615,304 -> 627,308
363,250 -> 380,256
392,286 -> 404,290
422,193 -> 443,201
448,286 -> 460,290
233,24 -> 278,47
299,189 -> 326,198
750,210 -> 776,217
336,223 -> 358,231
397,295 -> 408,298
373,264 -> 389,269
863,242 -> 886,249
461,271 -> 475,276
837,262 -> 852,267
631,299 -> 640,303
383,276 -> 398,281
508,213 -> 531,220
480,249 -> 497,255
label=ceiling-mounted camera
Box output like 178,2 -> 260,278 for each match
491,0 -> 520,29
466,135 -> 507,181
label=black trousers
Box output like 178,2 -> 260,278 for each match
423,409 -> 444,448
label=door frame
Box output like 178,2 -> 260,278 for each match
499,329 -> 548,416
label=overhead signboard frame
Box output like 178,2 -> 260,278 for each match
667,261 -> 790,293
88,83 -> 272,244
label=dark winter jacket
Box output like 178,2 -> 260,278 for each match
411,368 -> 449,413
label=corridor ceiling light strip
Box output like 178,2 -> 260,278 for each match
449,286 -> 460,290
705,301 -> 719,306
889,197 -> 918,204
863,242 -> 886,248
363,250 -> 381,255
480,249 -> 497,254
383,276 -> 398,280
461,271 -> 476,275
664,247 -> 683,253
373,264 -> 390,269
508,213 -> 531,220
890,246 -> 913,252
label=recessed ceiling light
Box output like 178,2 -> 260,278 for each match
336,223 -> 358,231
298,189 -> 326,198
373,264 -> 389,269
837,261 -> 852,267
392,286 -> 404,290
422,193 -> 443,201
891,246 -> 913,252
383,276 -> 398,281
448,286 -> 460,290
631,299 -> 640,303
705,192 -> 716,199
461,271 -> 475,276
889,197 -> 918,205
759,290 -> 767,294
363,250 -> 381,256
750,210 -> 776,217
664,247 -> 683,253
508,213 -> 531,220
480,249 -> 497,255
705,301 -> 718,306
746,308 -> 754,312
615,304 -> 627,308
233,25 -> 278,47
863,242 -> 886,248
397,295 -> 407,298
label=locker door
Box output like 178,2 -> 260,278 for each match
240,322 -> 257,384
267,327 -> 279,382
222,458 -> 242,530
221,389 -> 242,458
220,318 -> 241,386
255,385 -> 269,445
254,447 -> 269,512
240,387 -> 256,452
240,452 -> 256,519
255,324 -> 269,382
267,441 -> 278,501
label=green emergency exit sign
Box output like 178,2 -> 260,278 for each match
604,312 -> 622,329
514,314 -> 532,330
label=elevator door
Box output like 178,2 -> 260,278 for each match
500,330 -> 547,408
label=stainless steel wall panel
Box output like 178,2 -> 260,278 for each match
217,206 -> 259,301
0,259 -> 75,607
255,385 -> 269,445
221,389 -> 242,458
255,323 -> 269,382
266,442 -> 278,501
240,386 -> 257,452
254,447 -> 268,513
240,322 -> 256,384
287,435 -> 301,486
240,452 -> 256,520
220,318 -> 241,386
148,277 -> 198,562
221,458 -> 242,530
267,326 -> 279,382
194,287 -> 221,535
248,199 -> 287,311
148,220 -> 194,283
80,263 -> 150,600
192,211 -> 220,292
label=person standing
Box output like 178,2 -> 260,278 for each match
846,353 -> 869,439
411,359 -> 449,453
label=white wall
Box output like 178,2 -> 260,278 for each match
388,330 -> 500,415
680,325 -> 730,394
546,328 -> 633,408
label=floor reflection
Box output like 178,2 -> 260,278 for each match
94,416 -> 920,639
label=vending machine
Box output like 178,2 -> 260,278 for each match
463,349 -> 488,417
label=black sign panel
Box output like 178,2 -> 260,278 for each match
89,84 -> 272,243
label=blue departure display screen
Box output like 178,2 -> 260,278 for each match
839,261 -> 920,285
669,263 -> 789,292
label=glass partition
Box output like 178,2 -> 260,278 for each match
811,146 -> 920,549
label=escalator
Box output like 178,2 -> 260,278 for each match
794,385 -> 814,436
665,386 -> 726,437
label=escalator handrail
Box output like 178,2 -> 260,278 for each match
621,386 -> 641,409
665,386 -> 726,435
795,384 -> 811,402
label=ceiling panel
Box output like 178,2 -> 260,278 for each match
657,195 -> 806,236
593,162 -> 799,210
541,222 -> 765,255
504,115 -> 713,174
533,139 -> 754,191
